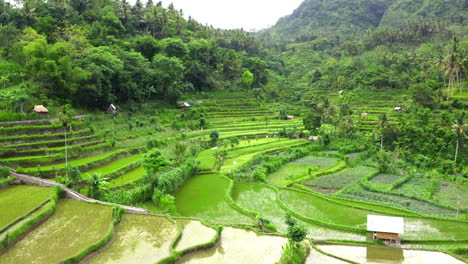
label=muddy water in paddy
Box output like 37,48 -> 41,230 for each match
317,245 -> 466,264
86,214 -> 177,264
0,200 -> 112,264
306,248 -> 348,264
179,227 -> 286,264
175,220 -> 217,251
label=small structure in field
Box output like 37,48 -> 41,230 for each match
361,112 -> 368,120
393,107 -> 402,111
367,215 -> 404,246
284,115 -> 295,120
106,104 -> 117,114
179,102 -> 191,108
339,90 -> 345,95
33,105 -> 49,116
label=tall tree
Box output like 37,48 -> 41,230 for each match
58,104 -> 74,180
452,112 -> 467,163
378,113 -> 388,151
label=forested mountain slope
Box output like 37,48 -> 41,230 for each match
259,0 -> 466,44
259,0 -> 396,42
380,0 -> 467,26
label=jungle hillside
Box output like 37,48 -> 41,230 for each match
0,0 -> 467,263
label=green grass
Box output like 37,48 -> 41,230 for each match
291,156 -> 339,167
197,138 -> 306,171
20,150 -> 121,172
434,182 -> 468,210
87,214 -> 177,264
222,140 -> 310,172
0,185 -> 52,231
280,188 -> 374,229
394,175 -> 437,200
369,173 -> 403,184
339,183 -> 458,217
83,154 -> 142,179
109,166 -> 146,188
304,166 -> 378,189
0,199 -> 113,264
268,164 -> 320,186
174,173 -> 253,225
267,155 -> 341,186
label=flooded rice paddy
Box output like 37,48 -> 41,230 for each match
317,245 -> 466,264
86,214 -> 177,264
0,199 -> 112,264
232,183 -> 366,240
306,248 -> 348,264
175,173 -> 253,224
0,185 -> 52,230
179,227 -> 286,264
175,220 -> 217,251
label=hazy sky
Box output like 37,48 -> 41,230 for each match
161,0 -> 304,31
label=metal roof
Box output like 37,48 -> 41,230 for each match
367,215 -> 404,234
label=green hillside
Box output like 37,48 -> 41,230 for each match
0,0 -> 467,263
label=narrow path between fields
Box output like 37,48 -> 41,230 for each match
2,165 -> 148,215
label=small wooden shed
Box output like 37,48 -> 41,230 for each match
33,105 -> 49,116
106,104 -> 117,114
367,215 -> 404,245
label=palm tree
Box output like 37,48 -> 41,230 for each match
442,38 -> 462,100
378,113 -> 388,151
452,112 -> 467,163
88,173 -> 109,199
58,104 -> 74,180
0,75 -> 9,88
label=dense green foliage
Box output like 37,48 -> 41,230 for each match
0,0 -> 269,110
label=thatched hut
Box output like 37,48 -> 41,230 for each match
33,105 -> 49,116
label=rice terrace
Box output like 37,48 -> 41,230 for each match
0,0 -> 467,263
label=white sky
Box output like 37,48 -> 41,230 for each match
161,0 -> 304,31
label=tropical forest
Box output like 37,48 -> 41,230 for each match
0,0 -> 466,263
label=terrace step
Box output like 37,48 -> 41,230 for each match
0,129 -> 92,145
0,141 -> 109,162
82,154 -> 142,180
4,135 -> 99,150
109,166 -> 146,188
16,149 -> 137,178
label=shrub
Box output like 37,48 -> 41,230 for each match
277,241 -> 310,264
142,148 -> 170,174
209,130 -> 219,146
0,167 -> 9,178
285,214 -> 307,243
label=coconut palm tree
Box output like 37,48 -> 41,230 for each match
378,113 -> 388,151
452,112 -> 467,163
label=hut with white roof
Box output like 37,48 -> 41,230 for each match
367,215 -> 404,245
